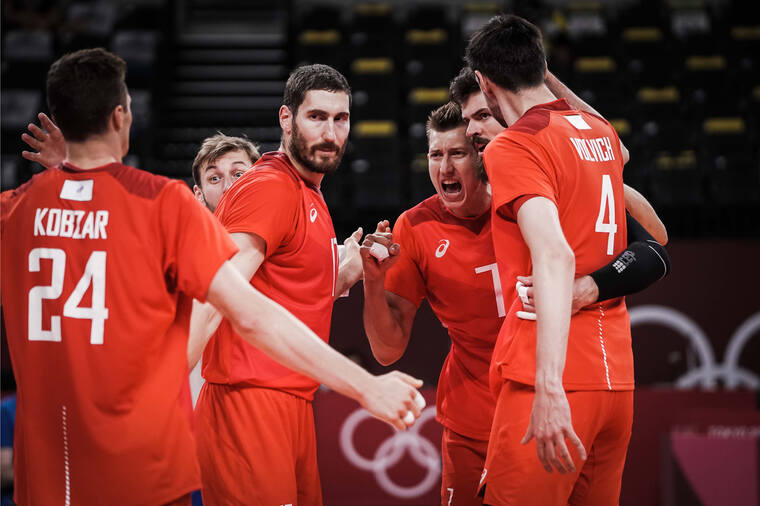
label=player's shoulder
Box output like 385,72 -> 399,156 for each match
403,195 -> 446,228
1,168 -> 61,220
105,162 -> 175,200
231,153 -> 301,195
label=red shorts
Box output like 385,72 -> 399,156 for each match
481,381 -> 633,506
195,383 -> 322,506
441,427 -> 488,506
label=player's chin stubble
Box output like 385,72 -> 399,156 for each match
289,124 -> 346,175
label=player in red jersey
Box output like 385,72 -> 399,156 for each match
361,96 -> 669,504
186,64 -> 378,506
3,49 -> 424,506
466,15 -> 645,504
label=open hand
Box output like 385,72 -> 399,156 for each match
21,113 -> 66,170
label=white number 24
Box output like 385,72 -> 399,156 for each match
28,248 -> 109,344
595,174 -> 618,255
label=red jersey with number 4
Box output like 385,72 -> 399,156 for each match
202,152 -> 339,400
385,195 -> 522,440
484,99 -> 633,391
0,162 -> 237,506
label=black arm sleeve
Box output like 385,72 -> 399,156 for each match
589,213 -> 671,302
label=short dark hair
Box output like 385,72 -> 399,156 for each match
192,133 -> 261,186
449,67 -> 480,106
465,14 -> 546,93
426,101 -> 465,141
46,48 -> 128,142
282,64 -> 351,116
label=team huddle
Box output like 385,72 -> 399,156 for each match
2,14 -> 670,506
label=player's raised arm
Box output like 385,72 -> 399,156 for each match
187,231 -> 266,368
623,184 -> 668,245
515,197 -> 587,474
360,220 -> 417,365
205,259 -> 424,430
545,70 -> 630,165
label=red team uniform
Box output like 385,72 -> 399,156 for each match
385,195 -> 521,505
0,162 -> 237,506
195,152 -> 339,505
482,99 -> 634,505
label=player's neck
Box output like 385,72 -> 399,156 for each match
497,84 -> 557,125
66,136 -> 122,169
278,143 -> 325,187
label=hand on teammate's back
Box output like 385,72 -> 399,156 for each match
21,113 -> 66,170
516,275 -> 599,315
361,371 -> 424,431
360,220 -> 400,282
521,388 -> 587,474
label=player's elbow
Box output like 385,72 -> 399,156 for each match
368,340 -> 404,366
654,226 -> 668,246
539,241 -> 575,272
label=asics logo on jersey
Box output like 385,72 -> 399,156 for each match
435,239 -> 450,258
340,406 -> 440,499
309,207 -> 318,223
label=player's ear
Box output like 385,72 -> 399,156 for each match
111,104 -> 125,132
474,71 -> 494,98
279,105 -> 293,134
193,185 -> 205,204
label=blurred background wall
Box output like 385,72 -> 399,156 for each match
1,1 -> 758,505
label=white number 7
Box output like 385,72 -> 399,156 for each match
475,263 -> 506,317
28,248 -> 109,344
595,174 -> 618,255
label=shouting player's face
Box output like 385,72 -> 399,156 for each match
194,150 -> 254,212
428,126 -> 490,218
288,89 -> 350,174
461,92 -> 505,154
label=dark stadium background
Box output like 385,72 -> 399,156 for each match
2,1 -> 758,505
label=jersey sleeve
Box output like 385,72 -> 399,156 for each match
384,213 -> 426,307
159,181 -> 238,302
484,133 -> 558,216
217,170 -> 300,258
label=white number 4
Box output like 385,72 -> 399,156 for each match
28,248 -> 109,345
595,174 -> 618,255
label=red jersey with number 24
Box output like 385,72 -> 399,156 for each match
0,162 -> 237,506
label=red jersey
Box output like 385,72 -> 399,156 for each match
385,195 -> 522,440
202,152 -> 339,400
484,99 -> 633,391
0,162 -> 237,506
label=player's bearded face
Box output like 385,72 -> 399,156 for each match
289,120 -> 347,174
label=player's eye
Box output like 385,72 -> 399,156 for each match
479,112 -> 491,120
208,175 -> 220,183
234,171 -> 244,178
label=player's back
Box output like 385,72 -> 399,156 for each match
1,162 -> 228,505
486,99 -> 633,391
